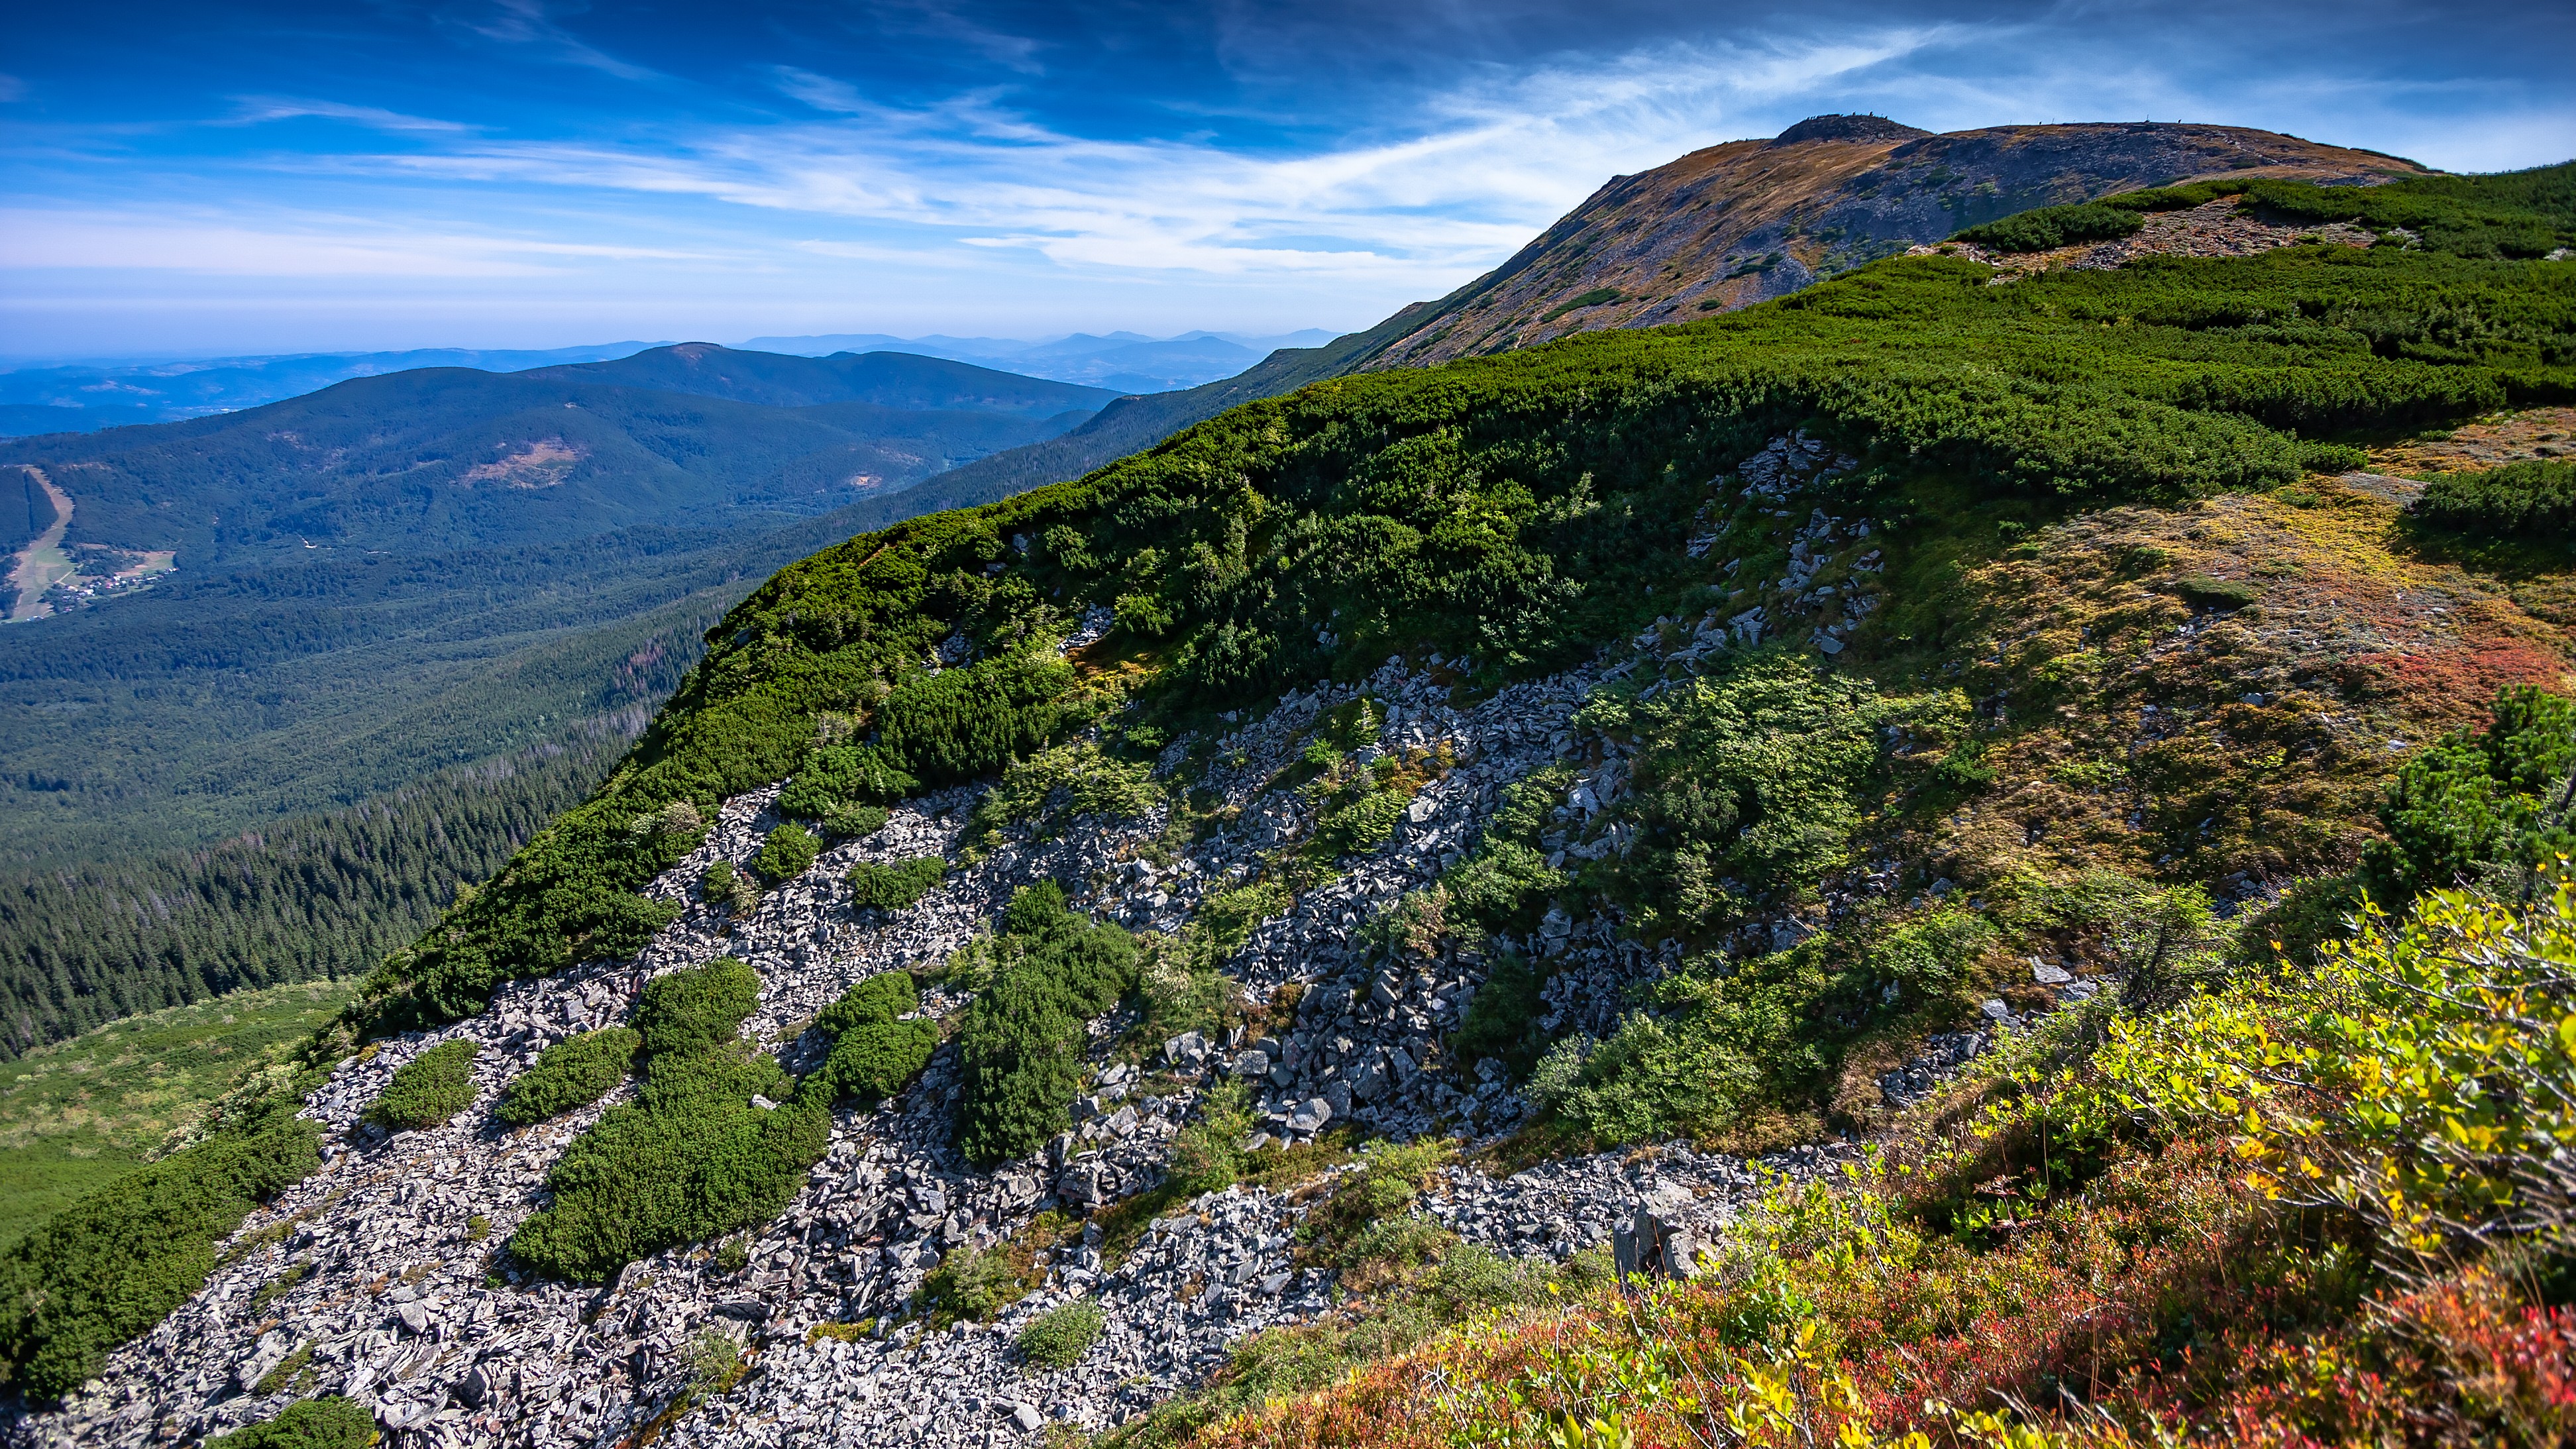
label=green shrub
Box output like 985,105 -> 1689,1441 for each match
751,822 -> 820,885
1865,907 -> 1999,1003
914,1244 -> 1018,1325
506,1042 -> 824,1283
1534,935 -> 1881,1145
1544,287 -> 1625,321
819,804 -> 892,841
2293,439 -> 2370,473
633,958 -> 761,1057
205,1396 -> 377,1449
1167,1080 -> 1256,1195
877,653 -> 1075,785
497,1028 -> 642,1126
365,1040 -> 480,1130
1951,202 -> 2145,252
813,1020 -> 939,1106
2412,459 -> 2576,543
2363,686 -> 2576,906
1018,1298 -> 1106,1369
1452,953 -> 1549,1077
969,742 -> 1162,847
701,859 -> 758,914
1440,841 -> 1564,936
806,972 -> 936,1106
777,745 -> 918,820
953,885 -> 1138,1165
0,1095 -> 321,1400
846,856 -> 947,912
1299,1140 -> 1454,1261
816,971 -> 920,1034
1577,652 -> 1937,936
688,1326 -> 747,1393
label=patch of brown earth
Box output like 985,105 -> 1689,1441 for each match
462,438 -> 583,489
2369,405 -> 2576,475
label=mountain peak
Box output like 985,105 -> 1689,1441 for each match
1771,113 -> 1931,145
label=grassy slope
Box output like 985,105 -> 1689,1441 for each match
0,979 -> 354,1246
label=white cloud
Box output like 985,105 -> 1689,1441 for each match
225,97 -> 476,134
276,31 -> 1944,294
0,209 -> 712,276
459,0 -> 661,82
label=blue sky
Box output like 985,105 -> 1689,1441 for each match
3,0 -> 2568,358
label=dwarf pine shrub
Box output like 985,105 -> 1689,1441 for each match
806,972 -> 936,1106
953,884 -> 1138,1165
0,1093 -> 321,1399
2414,458 -> 2576,545
203,1396 -> 377,1449
1018,1298 -> 1106,1369
846,856 -> 947,912
366,1039 -> 480,1130
751,822 -> 819,885
633,958 -> 760,1057
497,1028 -> 642,1126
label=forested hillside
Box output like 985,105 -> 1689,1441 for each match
0,733 -> 617,1055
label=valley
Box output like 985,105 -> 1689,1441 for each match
0,117 -> 2569,1449
1,472 -> 72,624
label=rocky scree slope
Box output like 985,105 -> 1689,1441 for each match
26,435 -> 2575,1447
6,217 -> 2573,1448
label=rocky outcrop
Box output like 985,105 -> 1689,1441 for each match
1351,119 -> 2429,371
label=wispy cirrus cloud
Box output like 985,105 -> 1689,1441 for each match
295,31 -> 1943,287
456,0 -> 662,82
224,97 -> 477,134
0,208 -> 712,276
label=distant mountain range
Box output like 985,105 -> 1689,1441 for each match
0,343 -> 667,437
0,346 -> 1114,859
739,328 -> 1338,394
0,329 -> 1338,438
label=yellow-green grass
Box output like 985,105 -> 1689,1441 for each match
0,978 -> 355,1245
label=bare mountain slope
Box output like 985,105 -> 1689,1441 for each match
1350,115 -> 2430,370
918,117 -> 2430,498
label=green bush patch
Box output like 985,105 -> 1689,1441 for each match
807,973 -> 937,1106
205,1395 -> 378,1449
633,957 -> 761,1057
0,1093 -> 321,1400
1018,1297 -> 1106,1369
2412,458 -> 2576,545
751,822 -> 820,885
497,1028 -> 642,1126
953,884 -> 1138,1165
366,1040 -> 480,1131
846,857 -> 949,912
1951,203 -> 2145,253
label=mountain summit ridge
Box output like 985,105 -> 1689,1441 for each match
1344,117 -> 2432,370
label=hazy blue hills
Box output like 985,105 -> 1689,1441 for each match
0,342 -> 667,435
742,327 -> 1337,391
0,345 -> 1122,863
518,343 -> 1114,413
0,345 -> 1110,563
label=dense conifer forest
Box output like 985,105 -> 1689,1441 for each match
0,735 -> 616,1055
